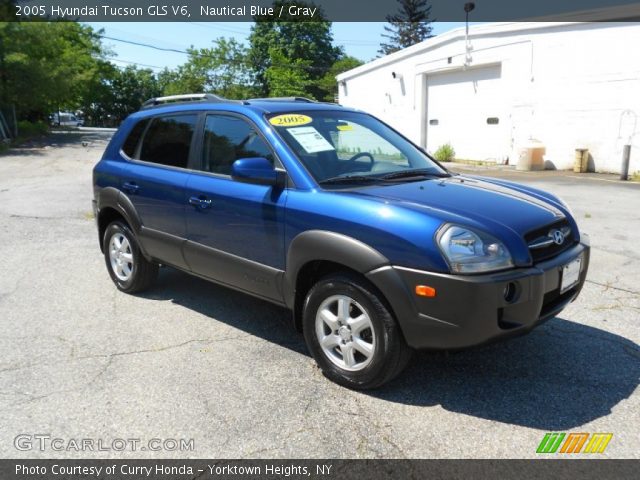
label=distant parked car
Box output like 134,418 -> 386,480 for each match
51,112 -> 83,127
92,93 -> 590,389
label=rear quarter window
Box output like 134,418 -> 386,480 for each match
121,119 -> 149,158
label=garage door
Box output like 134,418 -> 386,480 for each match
426,64 -> 508,162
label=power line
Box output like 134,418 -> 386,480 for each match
91,23 -> 191,52
98,34 -> 331,72
100,35 -> 192,55
106,57 -> 164,70
192,22 -> 252,35
335,39 -> 380,46
192,22 -> 379,46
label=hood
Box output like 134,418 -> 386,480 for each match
346,175 -> 565,238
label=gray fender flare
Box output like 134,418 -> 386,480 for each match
284,230 -> 420,338
283,230 -> 389,308
96,187 -> 147,256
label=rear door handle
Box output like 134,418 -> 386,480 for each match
189,195 -> 212,210
122,182 -> 139,194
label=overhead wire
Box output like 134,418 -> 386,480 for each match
98,34 -> 333,72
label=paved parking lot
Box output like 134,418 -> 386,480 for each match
0,130 -> 638,458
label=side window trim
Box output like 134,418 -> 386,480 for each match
188,113 -> 206,171
132,118 -> 152,160
119,118 -> 150,160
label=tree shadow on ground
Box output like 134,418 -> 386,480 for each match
141,267 -> 640,430
3,130 -> 112,155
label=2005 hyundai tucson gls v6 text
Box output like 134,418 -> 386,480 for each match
92,94 -> 590,389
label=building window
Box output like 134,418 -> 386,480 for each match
429,119 -> 439,126
487,117 -> 500,125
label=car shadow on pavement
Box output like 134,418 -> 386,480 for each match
141,267 -> 639,431
139,267 -> 309,355
374,318 -> 640,430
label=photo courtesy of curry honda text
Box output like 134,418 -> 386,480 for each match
92,94 -> 590,389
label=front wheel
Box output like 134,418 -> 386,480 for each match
303,273 -> 412,389
103,221 -> 157,293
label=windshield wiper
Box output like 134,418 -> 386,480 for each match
318,175 -> 384,185
319,169 -> 451,186
378,169 -> 451,181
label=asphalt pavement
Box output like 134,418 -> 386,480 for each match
0,131 -> 638,458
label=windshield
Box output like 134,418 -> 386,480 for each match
267,110 -> 447,184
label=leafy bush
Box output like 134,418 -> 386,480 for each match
17,120 -> 48,138
433,143 -> 456,162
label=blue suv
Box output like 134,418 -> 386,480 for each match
93,94 -> 590,389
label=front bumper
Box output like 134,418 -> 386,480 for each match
366,235 -> 590,350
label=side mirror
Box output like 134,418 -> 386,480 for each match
231,157 -> 285,187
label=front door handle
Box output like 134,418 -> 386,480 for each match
189,195 -> 212,210
122,182 -> 139,194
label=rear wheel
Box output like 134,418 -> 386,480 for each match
103,221 -> 157,293
303,273 -> 412,389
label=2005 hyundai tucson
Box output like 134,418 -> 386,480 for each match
93,94 -> 590,389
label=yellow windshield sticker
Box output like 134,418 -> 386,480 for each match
269,114 -> 312,127
337,124 -> 353,131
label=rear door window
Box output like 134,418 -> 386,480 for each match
138,115 -> 198,168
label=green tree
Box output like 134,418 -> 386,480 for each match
264,48 -> 311,97
157,66 -> 203,96
79,60 -> 119,126
0,21 -> 107,120
108,66 -> 162,121
248,0 -> 342,99
379,0 -> 434,56
0,0 -> 17,21
317,56 -> 363,102
160,38 -> 257,99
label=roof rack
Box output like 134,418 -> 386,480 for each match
141,93 -> 237,109
248,97 -> 317,103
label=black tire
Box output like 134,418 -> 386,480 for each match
103,221 -> 157,293
302,273 -> 412,389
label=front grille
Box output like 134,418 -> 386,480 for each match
525,219 -> 576,263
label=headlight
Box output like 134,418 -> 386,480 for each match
437,224 -> 513,274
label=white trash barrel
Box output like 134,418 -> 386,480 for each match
516,139 -> 545,171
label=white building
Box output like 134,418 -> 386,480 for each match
337,21 -> 640,174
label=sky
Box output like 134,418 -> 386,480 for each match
85,22 -> 472,72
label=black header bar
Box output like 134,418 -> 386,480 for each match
1,459 -> 639,480
7,0 -> 640,22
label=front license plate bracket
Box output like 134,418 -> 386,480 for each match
560,257 -> 582,293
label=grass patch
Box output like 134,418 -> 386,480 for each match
1,121 -> 50,153
17,120 -> 49,138
450,158 -> 499,166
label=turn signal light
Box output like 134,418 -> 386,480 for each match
415,285 -> 436,297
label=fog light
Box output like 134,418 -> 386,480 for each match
503,282 -> 517,302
